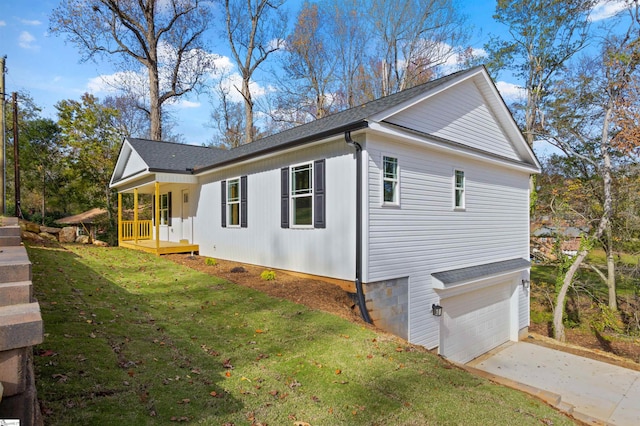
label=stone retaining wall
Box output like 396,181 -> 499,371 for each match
0,217 -> 44,425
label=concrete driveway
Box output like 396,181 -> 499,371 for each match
465,341 -> 640,425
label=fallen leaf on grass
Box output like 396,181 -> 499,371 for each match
311,395 -> 320,403
294,422 -> 311,426
170,416 -> 190,422
222,359 -> 233,369
335,369 -> 341,375
177,399 -> 190,404
269,389 -> 279,397
37,349 -> 57,357
288,379 -> 301,389
225,371 -> 231,377
52,373 -> 68,383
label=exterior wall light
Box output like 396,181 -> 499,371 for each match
522,279 -> 530,289
432,304 -> 443,316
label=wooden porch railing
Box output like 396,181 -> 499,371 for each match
121,220 -> 152,241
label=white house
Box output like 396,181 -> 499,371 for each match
110,66 -> 540,364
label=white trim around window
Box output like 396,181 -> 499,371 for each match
382,155 -> 399,206
290,162 -> 314,227
227,177 -> 241,227
454,169 -> 465,210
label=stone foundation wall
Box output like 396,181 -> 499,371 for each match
363,277 -> 409,340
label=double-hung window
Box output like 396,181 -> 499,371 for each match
227,178 -> 240,226
160,193 -> 169,225
454,169 -> 465,209
221,176 -> 248,228
291,163 -> 313,226
281,159 -> 325,229
383,156 -> 399,205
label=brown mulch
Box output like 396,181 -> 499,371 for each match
165,254 -> 363,324
166,253 -> 640,372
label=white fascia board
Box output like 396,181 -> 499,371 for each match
109,169 -> 152,191
367,122 -> 541,174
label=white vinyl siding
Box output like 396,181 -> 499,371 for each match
364,135 -> 531,349
194,139 -> 356,281
385,79 -> 521,161
119,146 -> 147,179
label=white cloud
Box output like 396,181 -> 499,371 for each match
0,21 -> 6,27
176,99 -> 201,108
20,19 -> 42,26
18,31 -> 37,49
590,0 -> 629,21
495,81 -> 526,102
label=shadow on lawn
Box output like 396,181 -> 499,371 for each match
28,242 -> 244,424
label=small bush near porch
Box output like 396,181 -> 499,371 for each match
29,243 -> 574,425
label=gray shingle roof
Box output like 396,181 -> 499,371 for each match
127,138 -> 226,173
120,66 -> 483,177
432,258 -> 531,285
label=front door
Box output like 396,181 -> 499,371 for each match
181,190 -> 191,242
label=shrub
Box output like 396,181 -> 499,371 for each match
205,258 -> 217,266
260,270 -> 276,281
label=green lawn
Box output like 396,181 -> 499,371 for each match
30,243 -> 575,425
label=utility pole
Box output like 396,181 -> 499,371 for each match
12,92 -> 21,218
0,55 -> 6,215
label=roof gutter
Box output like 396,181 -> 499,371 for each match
345,131 -> 372,324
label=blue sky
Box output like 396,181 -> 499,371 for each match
0,0 -> 629,150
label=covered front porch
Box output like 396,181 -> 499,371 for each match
117,180 -> 199,256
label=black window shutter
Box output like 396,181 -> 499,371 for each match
281,167 -> 289,228
314,159 -> 326,228
168,192 -> 172,226
221,181 -> 227,228
240,175 -> 248,228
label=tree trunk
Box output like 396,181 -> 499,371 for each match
148,64 -> 162,140
242,77 -> 253,144
606,225 -> 617,310
601,101 -> 616,310
553,249 -> 589,342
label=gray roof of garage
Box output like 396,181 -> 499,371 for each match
432,258 -> 531,285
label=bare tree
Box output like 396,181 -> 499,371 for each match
51,0 -> 214,140
209,77 -> 245,149
486,0 -> 595,147
367,0 -> 467,97
546,18 -> 640,340
222,0 -> 288,144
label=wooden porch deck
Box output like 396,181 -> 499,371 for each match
119,239 -> 199,256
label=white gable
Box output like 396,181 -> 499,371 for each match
110,141 -> 149,187
383,78 -> 522,162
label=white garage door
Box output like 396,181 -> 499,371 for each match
440,280 -> 512,364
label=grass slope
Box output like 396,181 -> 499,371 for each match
30,243 -> 574,425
